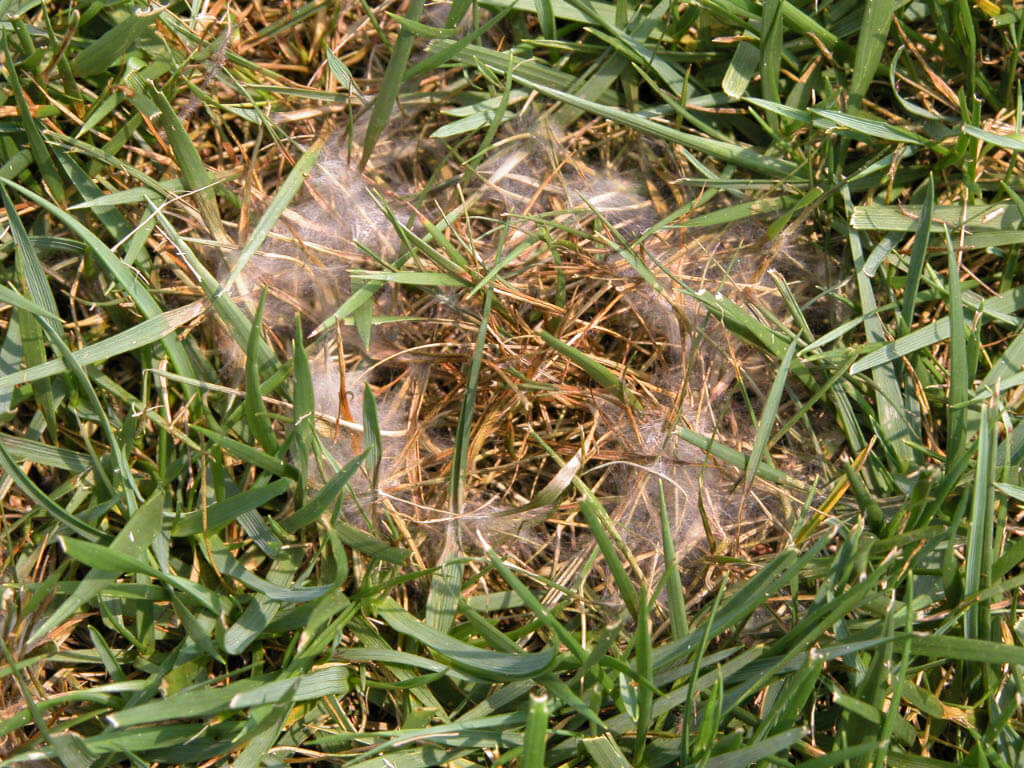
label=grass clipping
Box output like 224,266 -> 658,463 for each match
221,118 -> 823,600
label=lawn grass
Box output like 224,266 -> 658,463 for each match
1,0 -> 1024,766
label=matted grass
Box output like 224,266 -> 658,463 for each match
1,1 -> 1023,766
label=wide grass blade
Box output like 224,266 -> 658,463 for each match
522,689 -> 549,768
451,289 -> 493,515
375,598 -> 556,682
359,0 -> 427,167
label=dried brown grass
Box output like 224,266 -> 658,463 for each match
215,110 -> 830,607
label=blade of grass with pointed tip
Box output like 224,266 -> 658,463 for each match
536,0 -> 555,38
427,40 -> 618,104
964,406 -> 995,640
168,590 -> 224,663
812,109 -> 924,145
288,319 -> 314,497
280,451 -> 369,534
849,222 -> 914,470
224,546 -> 303,657
0,435 -> 90,472
71,6 -> 157,76
204,535 -> 329,603
244,293 -> 279,455
171,478 -> 291,536
325,47 -> 363,100
0,309 -> 22,415
230,666 -> 350,709
506,75 -> 798,178
481,545 -> 587,663
743,339 -> 797,499
963,124 -> 1024,151
848,0 -> 893,112
362,382 -> 382,491
224,134 -> 327,291
433,293 -> 493,635
59,534 -> 223,614
4,47 -> 66,204
150,207 -> 276,371
580,26 -> 685,101
141,79 -> 227,243
4,187 -> 59,439
359,0 -> 426,167
675,425 -> 804,488
945,226 -> 969,462
0,437 -> 107,545
539,329 -> 642,410
703,727 -> 808,768
0,177 -> 199,395
901,175 -> 934,330
35,307 -> 140,508
348,269 -> 467,287
451,289 -> 493,515
759,0 -> 783,107
28,491 -> 165,647
191,426 -> 298,481
578,498 -> 641,617
850,202 -> 1022,232
376,597 -> 555,682
657,481 -> 688,639
907,634 -> 1024,665
0,300 -> 205,397
51,145 -> 134,242
407,7 -> 516,86
106,678 -> 257,729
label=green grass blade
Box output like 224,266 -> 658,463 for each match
28,491 -> 164,647
280,451 -> 367,533
224,134 -> 327,291
4,48 -> 66,204
633,591 -> 654,763
722,40 -> 759,99
900,175 -> 935,329
848,0 -> 893,112
359,0 -> 427,167
582,734 -> 632,767
945,226 -> 969,463
451,289 -> 493,515
70,6 -> 158,77
522,689 -> 549,768
964,406 -> 995,640
375,598 -> 556,682
658,480 -> 688,639
743,339 -> 797,497
244,293 -> 279,455
759,0 -> 783,106
504,76 -> 798,178
0,301 -> 205,397
539,329 -> 642,410
171,478 -> 291,536
4,186 -> 59,439
0,177 -> 199,393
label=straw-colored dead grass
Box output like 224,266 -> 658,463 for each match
215,114 -> 831,606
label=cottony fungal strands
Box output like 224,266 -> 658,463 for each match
218,118 -> 824,597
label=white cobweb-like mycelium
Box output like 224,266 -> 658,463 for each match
218,115 -> 826,598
